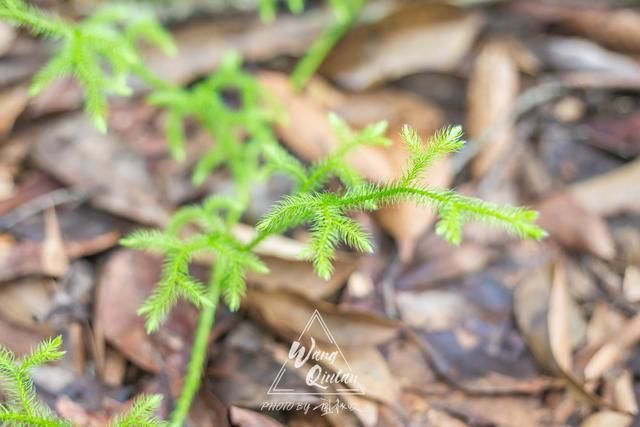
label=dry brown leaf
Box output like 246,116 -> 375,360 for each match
248,256 -> 354,300
0,277 -> 55,333
30,114 -> 170,226
584,313 -> 640,381
0,315 -> 48,356
428,393 -> 554,427
234,224 -> 356,299
322,4 -> 483,90
564,8 -> 640,53
569,158 -> 640,217
0,22 -> 16,56
0,136 -> 32,200
0,207 -> 121,282
536,192 -> 616,260
42,207 -> 70,278
396,290 -> 471,331
613,370 -> 638,415
0,85 -> 28,138
514,263 -> 586,374
397,243 -> 498,289
623,266 -> 640,303
467,39 -> 519,178
585,304 -> 626,352
245,288 -> 398,347
95,249 -> 197,372
581,411 -> 633,427
548,262 -> 573,373
229,407 -> 284,427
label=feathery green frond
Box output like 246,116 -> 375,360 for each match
0,1 -> 173,132
137,250 -> 211,333
120,229 -> 183,253
0,0 -> 68,37
0,337 -> 71,427
148,52 -> 280,189
401,125 -> 464,186
257,125 -> 545,277
298,115 -> 389,192
111,394 -> 166,427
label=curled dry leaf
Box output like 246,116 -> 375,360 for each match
321,3 -> 484,90
0,277 -> 55,333
42,207 -> 70,278
0,21 -> 16,56
581,411 -> 633,427
584,313 -> 640,381
612,370 -> 638,415
569,158 -> 640,216
514,262 -> 586,374
0,85 -> 28,138
397,243 -> 499,290
467,39 -> 519,179
0,206 -> 121,282
535,192 -> 616,260
623,266 -> 640,303
563,8 -> 640,53
237,224 -> 357,299
245,288 -> 398,347
548,262 -> 573,373
229,406 -> 284,427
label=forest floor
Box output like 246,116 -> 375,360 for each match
2,1 -> 640,426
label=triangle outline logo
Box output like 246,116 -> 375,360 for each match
267,309 -> 365,395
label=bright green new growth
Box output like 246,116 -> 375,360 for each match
121,198 -> 269,332
0,337 -> 166,427
121,116 -> 391,332
0,0 -> 175,132
258,124 -> 546,278
0,2 -> 546,426
147,52 -> 280,190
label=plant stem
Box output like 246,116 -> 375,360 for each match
289,0 -> 364,90
168,277 -> 221,427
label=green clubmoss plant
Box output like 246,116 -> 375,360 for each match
0,0 -> 175,132
0,337 -> 167,426
0,2 -> 546,427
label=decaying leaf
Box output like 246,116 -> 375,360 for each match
584,313 -> 640,381
514,262 -> 586,374
467,39 -> 519,178
563,8 -> 640,53
548,262 -> 573,373
0,85 -> 28,138
569,157 -> 640,217
95,249 -> 197,373
322,4 -> 484,90
536,192 -> 616,260
246,288 -> 398,347
30,114 -> 171,226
